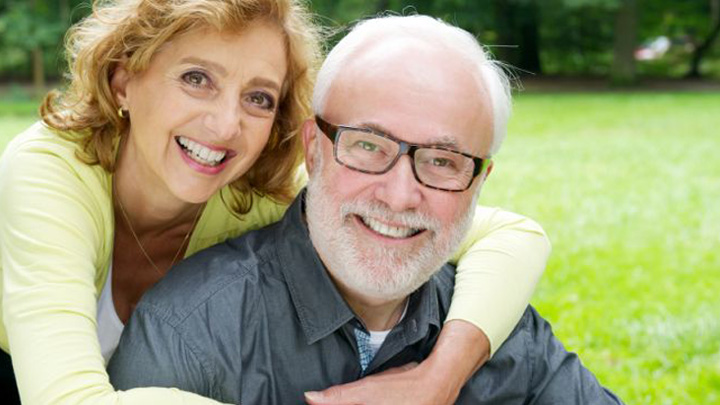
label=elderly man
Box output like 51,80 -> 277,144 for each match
108,15 -> 622,404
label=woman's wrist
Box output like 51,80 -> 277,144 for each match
420,319 -> 491,401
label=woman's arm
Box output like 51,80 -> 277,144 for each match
304,205 -> 550,405
0,130 -> 227,404
447,205 -> 550,353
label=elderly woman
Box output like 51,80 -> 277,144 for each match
0,0 -> 549,404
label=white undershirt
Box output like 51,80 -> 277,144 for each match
366,300 -> 410,357
96,264 -> 125,364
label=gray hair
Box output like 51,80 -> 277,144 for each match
312,14 -> 512,156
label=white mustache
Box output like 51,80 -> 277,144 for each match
340,201 -> 440,233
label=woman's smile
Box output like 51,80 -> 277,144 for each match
175,135 -> 236,170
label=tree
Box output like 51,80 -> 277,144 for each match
491,0 -> 542,74
686,0 -> 720,78
611,0 -> 638,84
0,0 -> 68,94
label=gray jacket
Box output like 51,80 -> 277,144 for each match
108,191 -> 622,404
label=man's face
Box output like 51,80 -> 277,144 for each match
304,39 -> 494,302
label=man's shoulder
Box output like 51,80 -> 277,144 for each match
428,264 -> 456,314
136,226 -> 282,327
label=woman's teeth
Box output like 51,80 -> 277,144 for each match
361,216 -> 421,239
177,136 -> 227,166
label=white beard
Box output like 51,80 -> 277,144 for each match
305,150 -> 476,301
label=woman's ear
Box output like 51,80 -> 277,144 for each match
110,57 -> 131,109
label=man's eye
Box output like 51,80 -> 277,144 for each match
247,92 -> 276,111
356,141 -> 379,152
181,71 -> 211,88
431,158 -> 451,167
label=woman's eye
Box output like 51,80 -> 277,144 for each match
181,71 -> 211,89
246,92 -> 276,111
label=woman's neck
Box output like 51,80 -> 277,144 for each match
113,147 -> 203,236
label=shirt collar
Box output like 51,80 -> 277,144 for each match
275,190 -> 355,344
275,189 -> 445,345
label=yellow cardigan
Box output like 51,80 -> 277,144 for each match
0,123 -> 550,404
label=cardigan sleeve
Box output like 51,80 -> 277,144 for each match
0,127 -> 228,405
446,205 -> 551,355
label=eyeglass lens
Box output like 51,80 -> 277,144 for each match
335,129 -> 475,191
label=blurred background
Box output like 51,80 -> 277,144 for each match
1,0 -> 719,404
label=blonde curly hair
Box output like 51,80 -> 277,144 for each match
41,0 -> 321,214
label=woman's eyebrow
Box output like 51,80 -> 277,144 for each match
248,77 -> 282,93
178,57 -> 281,92
179,57 -> 228,76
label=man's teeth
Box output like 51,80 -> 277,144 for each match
177,136 -> 227,166
361,216 -> 420,239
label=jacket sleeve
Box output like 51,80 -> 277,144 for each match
0,131 -> 226,405
527,307 -> 623,404
445,205 -> 551,354
108,304 -> 212,399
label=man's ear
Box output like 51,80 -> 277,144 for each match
483,161 -> 494,180
301,118 -> 319,173
110,57 -> 131,109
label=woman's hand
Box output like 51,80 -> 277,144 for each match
304,320 -> 489,405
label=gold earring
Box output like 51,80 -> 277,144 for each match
118,108 -> 128,119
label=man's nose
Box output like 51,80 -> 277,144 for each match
374,155 -> 422,212
204,98 -> 242,141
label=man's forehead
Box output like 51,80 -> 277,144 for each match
326,37 -> 494,155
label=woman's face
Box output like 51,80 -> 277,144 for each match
113,22 -> 288,204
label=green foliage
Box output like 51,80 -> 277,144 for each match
307,0 -> 720,78
0,3 -> 63,49
1,0 -> 719,79
0,2 -> 63,75
0,0 -> 91,79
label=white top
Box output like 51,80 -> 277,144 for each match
367,300 -> 410,358
96,264 -> 125,364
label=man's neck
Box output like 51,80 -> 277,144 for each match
341,290 -> 408,331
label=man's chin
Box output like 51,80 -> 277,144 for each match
334,258 -> 431,302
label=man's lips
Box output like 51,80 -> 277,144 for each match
353,214 -> 426,240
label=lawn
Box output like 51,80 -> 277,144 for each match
480,92 -> 720,404
1,92 -> 719,403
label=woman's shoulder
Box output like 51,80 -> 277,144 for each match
0,121 -> 113,240
188,188 -> 294,254
0,122 -> 111,190
3,121 -> 85,159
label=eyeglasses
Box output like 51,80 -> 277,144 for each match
315,116 -> 491,192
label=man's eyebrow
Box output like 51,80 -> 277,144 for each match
358,121 -> 460,148
180,57 -> 228,77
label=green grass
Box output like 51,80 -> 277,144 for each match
1,93 -> 719,403
480,92 -> 720,404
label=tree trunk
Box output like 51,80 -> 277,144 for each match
32,47 -> 45,97
60,0 -> 70,24
492,0 -> 542,74
686,0 -> 720,78
492,0 -> 516,66
518,0 -> 542,74
31,0 -> 45,97
611,0 -> 637,85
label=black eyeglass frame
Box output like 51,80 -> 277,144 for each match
315,115 -> 491,192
